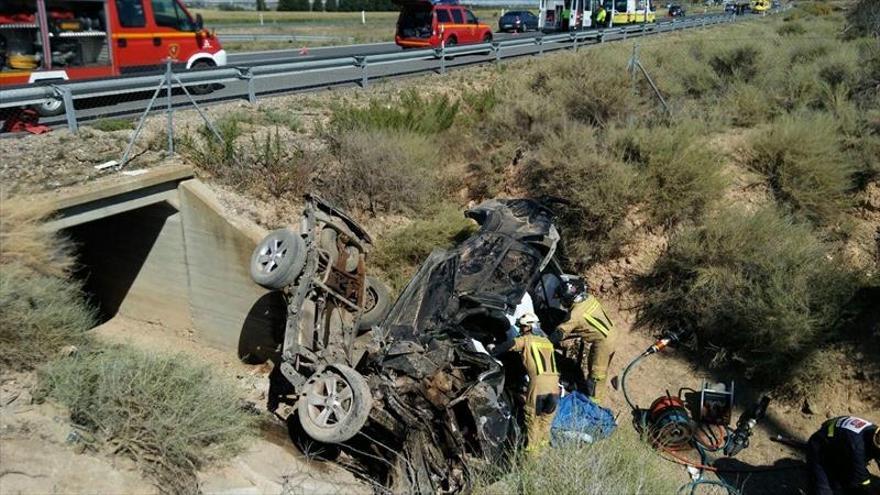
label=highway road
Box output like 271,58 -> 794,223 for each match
26,14 -> 737,128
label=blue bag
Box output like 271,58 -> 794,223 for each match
550,391 -> 617,446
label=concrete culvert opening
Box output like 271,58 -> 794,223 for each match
65,202 -> 180,325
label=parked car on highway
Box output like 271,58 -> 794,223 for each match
724,2 -> 737,13
498,10 -> 539,32
668,4 -> 686,16
0,0 -> 225,116
395,0 -> 493,49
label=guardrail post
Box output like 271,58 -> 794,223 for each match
598,30 -> 604,43
623,27 -> 628,40
438,47 -> 446,75
242,68 -> 257,105
57,86 -> 77,133
537,35 -> 544,55
571,32 -> 578,52
493,42 -> 501,65
355,56 -> 368,88
702,17 -> 707,29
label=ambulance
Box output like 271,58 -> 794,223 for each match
0,0 -> 225,115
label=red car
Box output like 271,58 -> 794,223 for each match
395,0 -> 493,49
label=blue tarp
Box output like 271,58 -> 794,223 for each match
550,391 -> 617,446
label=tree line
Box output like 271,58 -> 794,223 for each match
277,0 -> 398,11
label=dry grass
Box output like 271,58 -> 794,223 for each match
0,200 -> 73,277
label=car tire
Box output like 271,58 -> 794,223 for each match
358,276 -> 391,330
298,364 -> 372,444
250,228 -> 307,290
34,97 -> 65,117
187,59 -> 215,95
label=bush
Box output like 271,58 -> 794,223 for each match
0,201 -> 72,277
520,124 -> 640,267
320,129 -> 441,215
37,346 -> 256,494
474,429 -> 682,495
844,0 -> 880,39
744,112 -> 854,224
778,22 -> 807,36
638,206 -> 859,387
723,82 -> 779,126
0,264 -> 95,371
709,45 -> 762,84
371,204 -> 476,291
611,121 -> 726,225
90,118 -> 134,132
800,2 -> 833,17
329,90 -> 459,135
179,116 -> 242,174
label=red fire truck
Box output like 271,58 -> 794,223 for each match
0,0 -> 225,115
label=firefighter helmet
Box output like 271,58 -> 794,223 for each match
560,275 -> 588,306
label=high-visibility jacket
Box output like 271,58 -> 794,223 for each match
557,295 -> 614,339
596,8 -> 607,23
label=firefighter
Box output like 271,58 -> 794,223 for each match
493,313 -> 560,454
807,416 -> 880,495
595,3 -> 608,27
554,277 -> 616,403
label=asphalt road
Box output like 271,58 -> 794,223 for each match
33,14 -> 736,127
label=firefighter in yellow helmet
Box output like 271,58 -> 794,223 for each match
493,312 -> 560,454
555,276 -> 616,403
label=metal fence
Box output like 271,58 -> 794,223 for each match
0,13 -> 760,133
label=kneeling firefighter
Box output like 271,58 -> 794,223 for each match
493,313 -> 560,453
555,277 -> 616,403
807,416 -> 880,495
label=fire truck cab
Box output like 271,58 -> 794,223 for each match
0,0 -> 225,115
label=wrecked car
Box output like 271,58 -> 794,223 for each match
252,197 -> 578,492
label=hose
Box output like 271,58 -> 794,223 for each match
621,351 -> 650,411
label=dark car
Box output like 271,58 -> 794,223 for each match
724,2 -> 736,12
498,10 -> 539,32
668,4 -> 686,16
264,198 -> 576,492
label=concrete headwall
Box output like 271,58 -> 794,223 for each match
47,166 -> 281,356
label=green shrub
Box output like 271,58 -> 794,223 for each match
778,22 -> 807,36
0,264 -> 95,370
723,82 -> 779,126
371,204 -> 476,291
788,40 -> 831,64
90,118 -> 134,132
709,45 -> 762,83
259,106 -> 302,131
321,129 -> 441,215
329,90 -> 459,135
179,117 -> 242,174
799,1 -> 833,17
475,429 -> 682,495
844,0 -> 880,39
520,124 -> 640,267
745,112 -> 854,224
611,121 -> 726,225
638,206 -> 859,387
37,346 -> 256,494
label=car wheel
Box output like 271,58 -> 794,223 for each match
250,228 -> 307,290
187,59 -> 215,95
298,365 -> 372,444
34,97 -> 65,117
445,36 -> 457,48
358,276 -> 391,330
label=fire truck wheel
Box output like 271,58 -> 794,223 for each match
188,59 -> 216,95
35,97 -> 65,117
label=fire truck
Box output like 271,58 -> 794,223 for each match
0,0 -> 225,115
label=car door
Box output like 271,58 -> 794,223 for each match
111,0 -> 154,72
464,9 -> 479,43
449,8 -> 465,42
148,0 -> 197,65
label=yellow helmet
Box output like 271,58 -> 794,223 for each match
8,54 -> 38,70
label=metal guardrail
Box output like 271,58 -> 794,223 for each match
0,13 -> 759,132
218,33 -> 355,43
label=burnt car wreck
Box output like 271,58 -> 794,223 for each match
251,196 -> 583,492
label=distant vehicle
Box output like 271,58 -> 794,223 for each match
0,0 -> 225,116
667,4 -> 685,16
604,0 -> 657,25
751,0 -> 770,12
498,10 -> 539,32
724,2 -> 737,12
538,0 -> 594,31
394,0 -> 493,49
